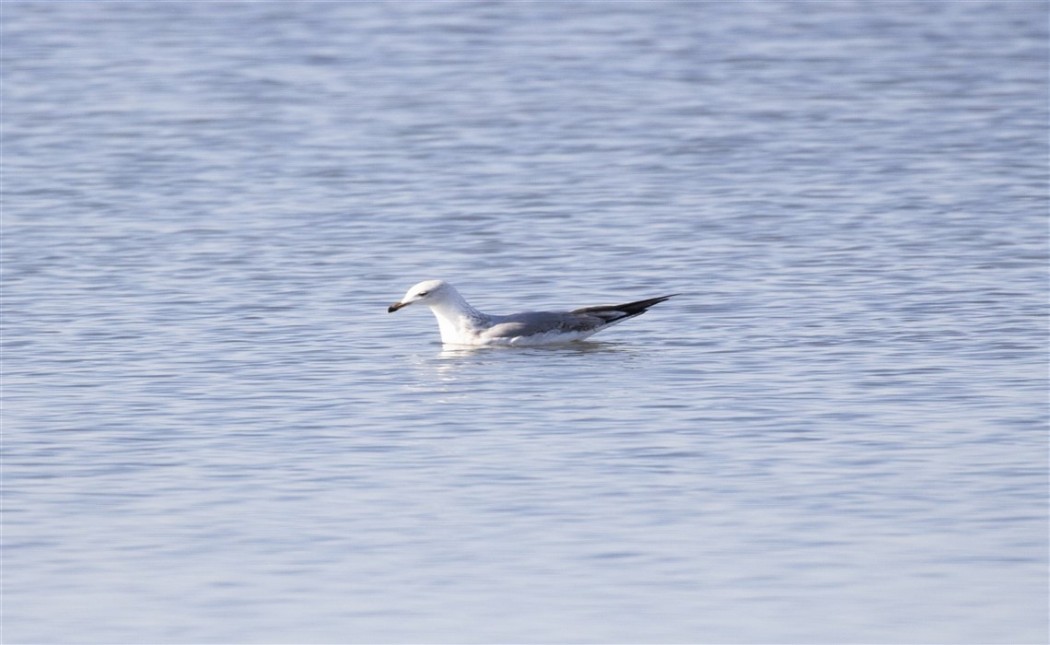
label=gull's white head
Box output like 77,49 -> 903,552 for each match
388,279 -> 454,313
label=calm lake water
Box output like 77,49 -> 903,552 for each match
4,2 -> 1048,643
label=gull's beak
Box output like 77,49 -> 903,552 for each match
388,301 -> 407,313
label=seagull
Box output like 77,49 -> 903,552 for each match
388,279 -> 676,346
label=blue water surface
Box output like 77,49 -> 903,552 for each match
4,2 -> 1048,643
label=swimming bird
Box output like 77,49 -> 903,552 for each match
388,279 -> 676,346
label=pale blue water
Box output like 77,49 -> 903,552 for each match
3,2 -> 1048,643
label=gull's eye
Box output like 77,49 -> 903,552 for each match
417,291 -> 429,297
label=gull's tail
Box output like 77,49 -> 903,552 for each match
572,294 -> 678,325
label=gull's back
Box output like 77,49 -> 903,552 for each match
480,310 -> 605,344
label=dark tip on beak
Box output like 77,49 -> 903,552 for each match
388,302 -> 406,313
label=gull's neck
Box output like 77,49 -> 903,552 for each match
427,288 -> 487,344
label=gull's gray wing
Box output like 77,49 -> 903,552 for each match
479,294 -> 677,341
480,311 -> 606,339
570,294 -> 678,323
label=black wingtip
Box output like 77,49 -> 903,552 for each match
571,293 -> 678,320
619,294 -> 678,315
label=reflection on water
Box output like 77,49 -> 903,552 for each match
435,340 -> 637,360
